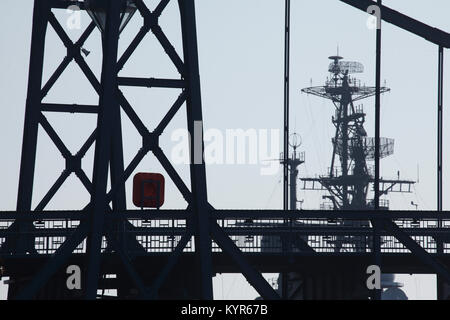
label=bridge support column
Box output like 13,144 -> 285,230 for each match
437,275 -> 450,300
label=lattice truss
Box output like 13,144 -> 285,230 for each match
0,0 -> 282,300
3,0 -> 450,301
7,2 -> 190,248
300,61 -> 414,206
31,3 -> 191,211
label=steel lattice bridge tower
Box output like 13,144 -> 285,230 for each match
3,0 -> 450,300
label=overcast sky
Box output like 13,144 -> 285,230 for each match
2,0 -> 450,299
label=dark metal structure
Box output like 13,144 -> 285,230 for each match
1,0 -> 450,300
0,0 -> 276,300
301,56 -> 414,212
294,54 -> 415,299
281,134 -> 305,212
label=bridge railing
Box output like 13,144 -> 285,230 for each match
1,210 -> 450,255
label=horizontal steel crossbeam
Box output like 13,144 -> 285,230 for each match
340,0 -> 450,47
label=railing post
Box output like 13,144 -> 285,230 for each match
437,46 -> 444,255
373,0 -> 383,301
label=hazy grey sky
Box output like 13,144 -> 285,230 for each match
2,0 -> 449,299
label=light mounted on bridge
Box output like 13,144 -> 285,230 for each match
85,0 -> 137,34
133,173 -> 165,209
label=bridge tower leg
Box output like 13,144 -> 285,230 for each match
5,0 -> 213,299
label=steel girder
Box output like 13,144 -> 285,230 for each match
4,0 -> 282,300
3,0 -> 450,300
340,0 -> 450,48
341,0 -> 450,297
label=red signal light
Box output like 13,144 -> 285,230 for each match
133,173 -> 165,208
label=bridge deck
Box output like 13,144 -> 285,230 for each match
4,253 -> 449,277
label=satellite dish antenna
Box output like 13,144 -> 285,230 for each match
289,133 -> 302,150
